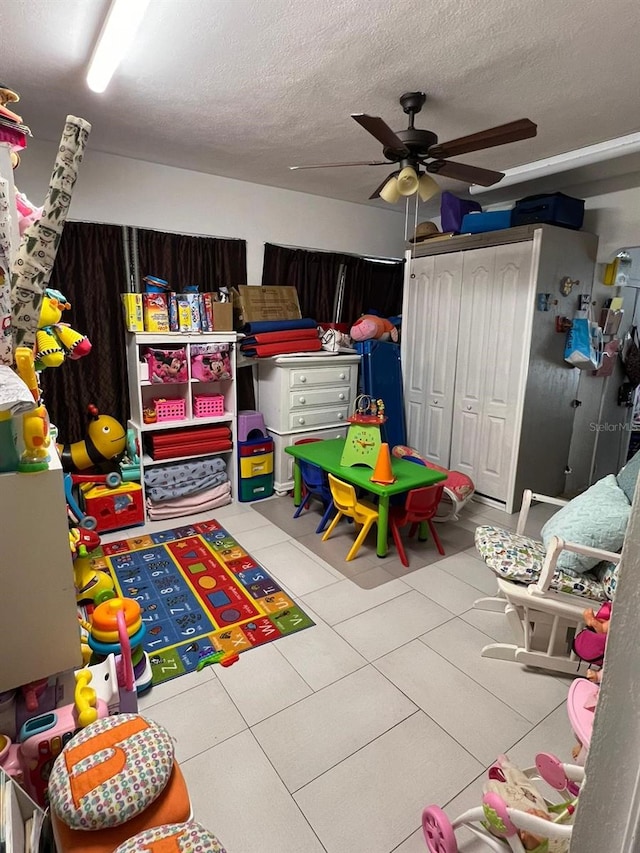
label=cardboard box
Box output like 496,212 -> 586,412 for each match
143,293 -> 170,332
121,293 -> 144,332
236,286 -> 302,326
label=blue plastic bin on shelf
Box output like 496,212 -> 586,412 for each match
461,210 -> 513,234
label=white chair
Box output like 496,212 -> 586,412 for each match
474,489 -> 621,675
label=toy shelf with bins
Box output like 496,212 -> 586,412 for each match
126,332 -> 238,513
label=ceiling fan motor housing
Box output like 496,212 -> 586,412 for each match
383,129 -> 438,163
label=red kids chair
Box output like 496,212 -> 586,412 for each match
390,485 -> 445,567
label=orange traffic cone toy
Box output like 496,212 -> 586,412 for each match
370,443 -> 396,485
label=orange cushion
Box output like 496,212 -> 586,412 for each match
52,763 -> 191,853
49,714 -> 175,830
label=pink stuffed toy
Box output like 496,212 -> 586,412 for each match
350,315 -> 398,343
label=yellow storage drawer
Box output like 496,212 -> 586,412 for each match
240,453 -> 273,478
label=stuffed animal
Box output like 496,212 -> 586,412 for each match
34,288 -> 91,369
350,314 -> 398,343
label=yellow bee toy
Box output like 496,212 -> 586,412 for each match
35,288 -> 91,369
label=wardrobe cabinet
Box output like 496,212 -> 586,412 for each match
401,225 -> 598,512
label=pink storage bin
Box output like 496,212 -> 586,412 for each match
154,398 -> 187,422
193,395 -> 225,418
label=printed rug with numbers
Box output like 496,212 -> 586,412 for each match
92,519 -> 314,686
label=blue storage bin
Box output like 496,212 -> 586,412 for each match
460,210 -> 513,234
511,193 -> 585,230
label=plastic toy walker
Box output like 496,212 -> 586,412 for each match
422,753 -> 583,852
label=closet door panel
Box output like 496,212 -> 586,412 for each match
402,255 -> 434,453
402,253 -> 462,466
475,243 -> 533,500
449,248 -> 495,479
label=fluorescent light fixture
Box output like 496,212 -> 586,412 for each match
87,0 -> 151,93
469,131 -> 640,195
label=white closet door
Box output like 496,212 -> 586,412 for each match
449,247 -> 495,480
402,253 -> 463,465
474,243 -> 533,501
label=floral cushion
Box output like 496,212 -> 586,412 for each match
115,822 -> 227,852
598,561 -> 619,600
49,714 -> 174,830
475,526 -> 607,602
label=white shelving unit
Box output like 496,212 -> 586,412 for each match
126,332 -> 238,516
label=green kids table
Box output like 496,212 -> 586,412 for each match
285,438 -> 447,558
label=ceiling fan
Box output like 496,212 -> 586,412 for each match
290,92 -> 537,203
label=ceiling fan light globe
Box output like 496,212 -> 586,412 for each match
380,176 -> 401,203
418,173 -> 440,202
397,166 -> 419,196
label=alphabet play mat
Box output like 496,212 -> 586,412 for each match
91,520 -> 314,686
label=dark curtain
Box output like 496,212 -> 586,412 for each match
262,243 -> 404,324
137,228 -> 247,290
262,243 -> 347,321
342,257 -> 405,320
41,222 -> 129,443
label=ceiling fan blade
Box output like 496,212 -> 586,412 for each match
352,114 -> 410,156
369,170 -> 400,199
427,159 -> 505,186
428,118 -> 537,159
289,160 -> 389,170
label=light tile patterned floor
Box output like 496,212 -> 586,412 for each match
102,497 -> 570,853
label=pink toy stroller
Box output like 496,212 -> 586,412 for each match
392,446 -> 475,522
422,753 -> 583,852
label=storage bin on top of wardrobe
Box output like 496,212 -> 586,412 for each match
401,224 -> 598,513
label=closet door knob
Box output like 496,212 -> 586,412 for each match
339,373 -> 346,380
338,393 -> 345,400
299,397 -> 306,404
298,417 -> 305,424
337,413 -> 344,420
299,375 -> 307,383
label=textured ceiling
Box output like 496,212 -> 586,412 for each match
2,0 -> 640,209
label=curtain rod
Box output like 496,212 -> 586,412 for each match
265,241 -> 403,264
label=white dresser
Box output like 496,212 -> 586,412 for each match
256,354 -> 361,494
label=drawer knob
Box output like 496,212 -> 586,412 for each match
337,413 -> 344,420
299,375 -> 307,383
339,373 -> 346,380
298,417 -> 305,424
467,405 -> 472,411
299,396 -> 306,404
338,393 -> 345,400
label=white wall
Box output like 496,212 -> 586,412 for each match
583,184 -> 640,262
17,140 -> 406,283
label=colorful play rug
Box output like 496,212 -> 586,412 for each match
91,520 -> 314,686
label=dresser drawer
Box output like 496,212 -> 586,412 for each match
289,406 -> 349,430
288,365 -> 353,389
289,386 -> 351,410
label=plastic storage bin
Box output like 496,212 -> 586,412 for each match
461,210 -> 513,234
239,473 -> 273,502
154,398 -> 187,422
193,394 -> 225,418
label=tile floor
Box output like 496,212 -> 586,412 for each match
102,497 -> 569,853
